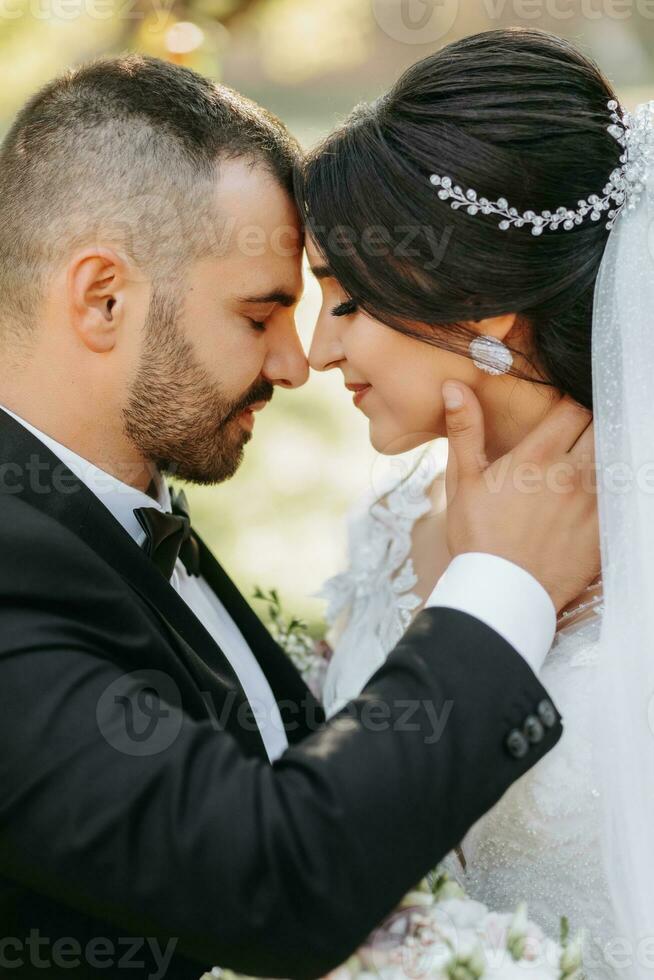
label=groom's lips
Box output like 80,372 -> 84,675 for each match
236,400 -> 269,432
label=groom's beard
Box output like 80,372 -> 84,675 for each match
122,287 -> 274,486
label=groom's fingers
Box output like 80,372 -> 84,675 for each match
517,395 -> 593,461
442,381 -> 488,480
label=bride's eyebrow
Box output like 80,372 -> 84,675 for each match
309,264 -> 333,281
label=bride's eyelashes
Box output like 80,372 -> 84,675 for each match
331,299 -> 359,317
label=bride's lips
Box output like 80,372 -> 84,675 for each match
345,383 -> 372,409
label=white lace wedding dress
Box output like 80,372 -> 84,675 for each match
318,441 -> 618,980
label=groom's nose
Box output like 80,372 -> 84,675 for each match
263,322 -> 310,389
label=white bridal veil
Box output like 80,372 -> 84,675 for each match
591,99 -> 654,979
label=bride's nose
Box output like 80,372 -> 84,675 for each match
309,310 -> 345,372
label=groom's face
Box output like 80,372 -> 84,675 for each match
122,160 -> 308,486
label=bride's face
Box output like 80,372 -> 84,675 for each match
306,236 -> 486,455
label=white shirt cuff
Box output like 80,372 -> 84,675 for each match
425,553 -> 556,676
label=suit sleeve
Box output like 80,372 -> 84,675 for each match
0,516 -> 562,979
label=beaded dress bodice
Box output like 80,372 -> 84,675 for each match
318,444 -> 617,978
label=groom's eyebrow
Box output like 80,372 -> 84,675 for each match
237,289 -> 298,307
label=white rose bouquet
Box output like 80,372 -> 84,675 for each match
316,871 -> 584,980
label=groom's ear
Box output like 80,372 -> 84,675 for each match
67,247 -> 133,354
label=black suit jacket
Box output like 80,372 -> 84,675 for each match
0,407 -> 563,979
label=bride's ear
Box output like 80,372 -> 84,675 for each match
469,312 -> 519,342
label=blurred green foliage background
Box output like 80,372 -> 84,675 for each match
0,0 -> 651,630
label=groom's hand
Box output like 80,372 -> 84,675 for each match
442,381 -> 599,613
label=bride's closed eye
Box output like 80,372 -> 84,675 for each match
331,298 -> 359,317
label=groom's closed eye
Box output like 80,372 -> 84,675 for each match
239,306 -> 275,333
235,287 -> 300,334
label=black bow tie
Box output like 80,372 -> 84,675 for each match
134,486 -> 201,580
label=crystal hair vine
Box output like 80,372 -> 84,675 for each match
429,99 -> 654,236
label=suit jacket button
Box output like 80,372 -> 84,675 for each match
537,699 -> 557,729
523,714 -> 545,744
505,729 -> 529,759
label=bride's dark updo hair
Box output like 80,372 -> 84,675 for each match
296,28 -> 622,409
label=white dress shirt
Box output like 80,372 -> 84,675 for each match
0,405 -> 289,763
424,553 -> 556,677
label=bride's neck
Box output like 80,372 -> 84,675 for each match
473,378 -> 600,625
476,378 -> 560,464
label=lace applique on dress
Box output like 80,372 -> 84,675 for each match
318,444 -> 444,719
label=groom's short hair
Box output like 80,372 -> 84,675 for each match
0,54 -> 301,341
